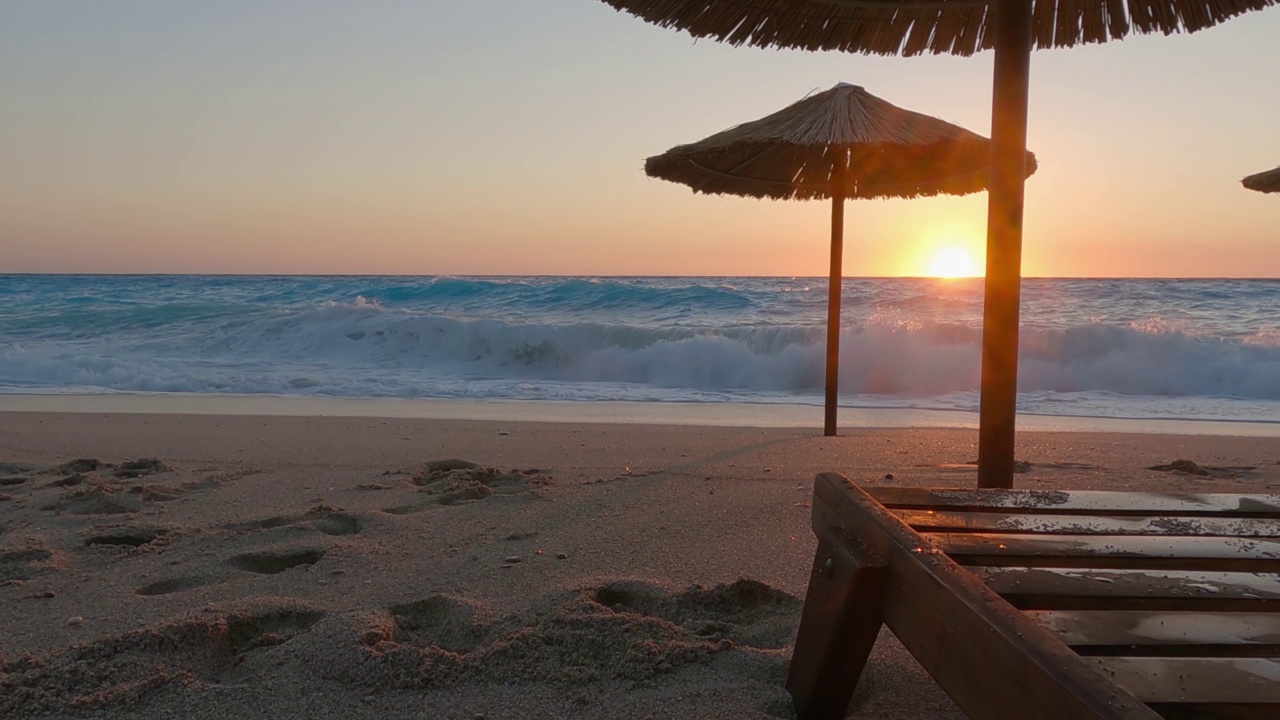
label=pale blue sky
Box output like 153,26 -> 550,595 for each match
2,2 -> 1278,276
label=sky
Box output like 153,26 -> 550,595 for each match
1,2 -> 1278,278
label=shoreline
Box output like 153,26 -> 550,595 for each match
2,391 -> 1280,437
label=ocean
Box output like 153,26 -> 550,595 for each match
3,274 -> 1280,426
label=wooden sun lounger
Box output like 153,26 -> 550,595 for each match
786,473 -> 1280,720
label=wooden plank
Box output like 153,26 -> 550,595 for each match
1145,703 -> 1278,720
787,531 -> 888,720
1091,657 -> 1280,704
808,473 -> 1161,720
868,487 -> 1280,518
926,533 -> 1280,572
976,567 -> 1280,611
1027,611 -> 1280,656
892,508 -> 1280,538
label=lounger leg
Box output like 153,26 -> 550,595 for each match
787,532 -> 888,720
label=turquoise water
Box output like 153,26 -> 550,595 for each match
4,275 -> 1280,423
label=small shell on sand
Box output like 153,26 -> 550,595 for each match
66,616 -> 84,627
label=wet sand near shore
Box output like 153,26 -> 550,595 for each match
2,411 -> 1277,719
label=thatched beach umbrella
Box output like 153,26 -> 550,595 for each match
1243,166 -> 1280,193
647,82 -> 1036,436
600,0 -> 1276,488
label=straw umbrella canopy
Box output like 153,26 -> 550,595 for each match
599,0 -> 1273,57
647,82 -> 1037,436
1243,166 -> 1280,193
600,0 -> 1276,488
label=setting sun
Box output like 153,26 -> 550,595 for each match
925,247 -> 980,278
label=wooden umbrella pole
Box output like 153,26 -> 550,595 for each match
824,153 -> 846,437
977,0 -> 1033,488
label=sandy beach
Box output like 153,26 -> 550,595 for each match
2,408 -> 1279,719
6,0 -> 1278,715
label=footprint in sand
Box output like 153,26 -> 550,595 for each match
41,488 -> 140,516
124,507 -> 353,594
0,545 -> 64,583
137,544 -> 330,593
296,578 -> 801,692
311,513 -> 361,536
125,469 -> 261,503
83,524 -> 170,550
381,459 -> 552,515
0,597 -> 325,715
1,461 -> 63,493
46,458 -> 106,475
226,547 -> 327,575
0,461 -> 43,475
1148,459 -> 1258,478
113,458 -> 169,479
135,575 -> 217,596
590,577 -> 802,649
31,457 -> 244,515
133,546 -> 328,595
37,457 -> 170,480
5,459 -> 86,490
6,578 -> 800,716
388,595 -> 496,653
121,475 -> 247,503
225,507 -> 363,537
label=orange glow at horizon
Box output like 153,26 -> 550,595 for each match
924,246 -> 980,278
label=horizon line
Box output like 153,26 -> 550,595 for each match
5,272 -> 1280,281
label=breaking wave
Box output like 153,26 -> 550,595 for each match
3,275 -> 1280,421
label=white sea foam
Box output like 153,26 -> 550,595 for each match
3,275 -> 1280,422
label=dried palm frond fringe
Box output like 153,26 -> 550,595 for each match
601,0 -> 1277,57
1242,166 -> 1280,194
645,84 -> 1037,201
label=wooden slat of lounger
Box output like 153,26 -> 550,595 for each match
926,533 -> 1280,571
868,487 -> 1280,518
1091,657 -> 1280,704
976,567 -> 1280,611
1027,611 -> 1280,656
1145,702 -> 1273,720
893,508 -> 1280,537
810,474 -> 1161,720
